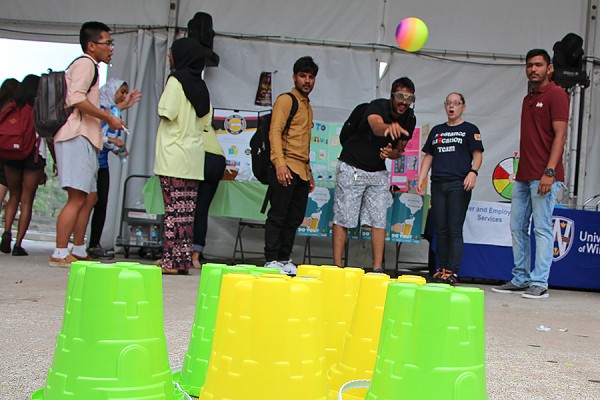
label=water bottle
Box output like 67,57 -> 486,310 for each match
129,226 -> 136,245
117,147 -> 127,165
135,226 -> 143,246
150,225 -> 158,244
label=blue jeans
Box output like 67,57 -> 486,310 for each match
430,180 -> 471,272
510,180 -> 560,289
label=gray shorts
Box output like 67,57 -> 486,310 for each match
333,160 -> 392,229
55,135 -> 98,193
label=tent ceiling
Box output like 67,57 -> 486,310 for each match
1,0 -> 591,56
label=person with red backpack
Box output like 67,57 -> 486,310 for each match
0,78 -> 19,213
0,75 -> 49,256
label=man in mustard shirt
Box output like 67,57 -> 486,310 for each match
264,56 -> 318,275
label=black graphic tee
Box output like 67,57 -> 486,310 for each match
422,121 -> 484,182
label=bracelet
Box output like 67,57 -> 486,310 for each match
469,169 -> 478,176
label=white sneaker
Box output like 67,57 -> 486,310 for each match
265,260 -> 286,274
281,260 -> 297,275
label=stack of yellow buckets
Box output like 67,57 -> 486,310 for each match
32,262 -> 489,400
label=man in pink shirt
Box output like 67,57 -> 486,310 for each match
50,21 -> 125,267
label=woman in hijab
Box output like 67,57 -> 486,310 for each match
154,37 -> 210,275
88,78 -> 141,259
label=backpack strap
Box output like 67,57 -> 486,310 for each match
260,185 -> 272,214
67,56 -> 99,93
260,93 -> 299,213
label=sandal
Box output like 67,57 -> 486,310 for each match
192,252 -> 204,269
431,268 -> 458,285
162,267 -> 178,275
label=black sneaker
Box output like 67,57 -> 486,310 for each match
11,245 -> 28,256
491,281 -> 528,294
0,231 -> 11,254
431,268 -> 458,285
522,285 -> 549,299
88,245 -> 115,260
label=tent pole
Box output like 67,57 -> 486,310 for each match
567,85 -> 581,206
164,0 -> 180,80
577,0 -> 598,206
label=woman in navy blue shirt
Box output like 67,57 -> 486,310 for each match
417,92 -> 483,284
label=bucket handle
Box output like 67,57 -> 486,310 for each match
338,379 -> 371,400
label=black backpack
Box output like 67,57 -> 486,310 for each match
339,102 -> 370,146
34,56 -> 99,138
250,92 -> 298,184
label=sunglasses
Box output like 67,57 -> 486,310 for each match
392,91 -> 416,104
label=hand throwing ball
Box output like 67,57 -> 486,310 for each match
396,17 -> 428,52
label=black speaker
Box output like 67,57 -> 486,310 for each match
187,12 -> 220,67
552,33 -> 588,89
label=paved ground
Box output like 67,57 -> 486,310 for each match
0,240 -> 599,400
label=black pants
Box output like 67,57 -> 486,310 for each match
89,167 -> 110,248
430,180 -> 471,273
193,153 -> 226,251
264,169 -> 310,262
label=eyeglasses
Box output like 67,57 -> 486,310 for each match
93,40 -> 115,49
444,100 -> 463,106
392,91 -> 416,104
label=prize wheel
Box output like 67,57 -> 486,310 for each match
492,157 -> 516,200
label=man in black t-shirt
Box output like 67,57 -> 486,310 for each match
332,77 -> 417,271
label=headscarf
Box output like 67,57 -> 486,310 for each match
100,78 -> 126,109
170,37 -> 210,118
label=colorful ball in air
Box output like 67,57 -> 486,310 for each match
395,17 -> 429,52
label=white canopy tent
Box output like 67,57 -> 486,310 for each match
1,0 -> 599,262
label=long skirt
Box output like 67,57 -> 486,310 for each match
159,175 -> 199,271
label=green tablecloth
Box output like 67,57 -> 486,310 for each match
208,181 -> 268,221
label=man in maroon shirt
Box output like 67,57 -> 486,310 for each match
492,49 -> 569,299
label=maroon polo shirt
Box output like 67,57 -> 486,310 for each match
517,81 -> 569,182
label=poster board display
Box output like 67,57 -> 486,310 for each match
213,108 -> 261,181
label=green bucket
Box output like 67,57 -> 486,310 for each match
31,263 -> 185,400
365,283 -> 488,400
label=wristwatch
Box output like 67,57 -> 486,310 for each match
544,168 -> 556,177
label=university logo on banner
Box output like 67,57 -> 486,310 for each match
552,216 -> 574,261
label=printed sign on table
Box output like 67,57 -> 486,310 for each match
298,187 -> 334,237
389,193 -> 424,243
463,200 -> 512,247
